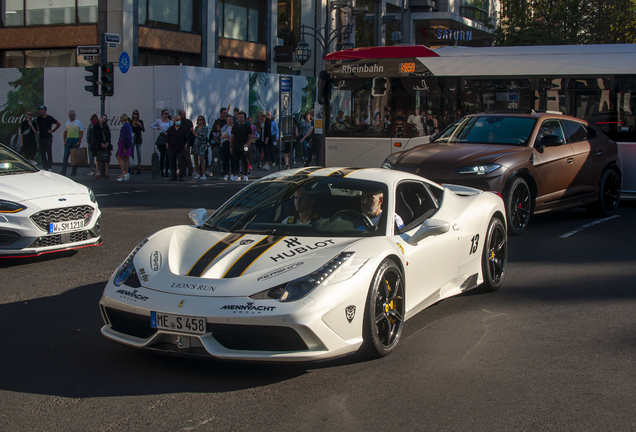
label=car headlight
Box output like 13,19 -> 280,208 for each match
113,238 -> 149,286
0,199 -> 27,213
87,187 -> 96,203
250,252 -> 354,302
455,163 -> 501,175
381,155 -> 396,170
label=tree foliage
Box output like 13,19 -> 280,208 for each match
496,0 -> 636,45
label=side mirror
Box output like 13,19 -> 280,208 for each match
188,208 -> 208,226
539,134 -> 564,147
429,132 -> 440,142
405,218 -> 450,246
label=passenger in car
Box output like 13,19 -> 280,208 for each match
282,187 -> 320,225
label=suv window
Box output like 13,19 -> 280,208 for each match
562,120 -> 589,143
535,119 -> 565,145
394,182 -> 437,233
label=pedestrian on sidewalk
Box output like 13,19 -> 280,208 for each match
166,114 -> 189,181
259,111 -> 273,171
19,110 -> 38,162
179,109 -> 195,176
230,111 -> 252,181
86,114 -> 98,175
93,114 -> 112,179
131,110 -> 145,174
192,115 -> 209,179
300,112 -> 313,166
221,116 -> 234,179
117,114 -> 133,181
61,109 -> 83,176
150,109 -> 173,177
35,105 -> 61,171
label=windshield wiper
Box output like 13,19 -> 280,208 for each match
202,223 -> 229,232
235,228 -> 288,235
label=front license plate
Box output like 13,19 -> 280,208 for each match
49,219 -> 84,234
150,311 -> 207,335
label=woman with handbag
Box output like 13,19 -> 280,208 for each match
150,109 -> 173,177
117,114 -> 134,182
86,114 -> 98,175
93,114 -> 112,179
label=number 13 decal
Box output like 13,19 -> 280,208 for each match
469,234 -> 479,254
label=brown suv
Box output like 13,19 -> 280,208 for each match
382,112 -> 622,234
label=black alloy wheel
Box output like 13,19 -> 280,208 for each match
362,259 -> 405,358
505,177 -> 532,235
587,168 -> 621,217
481,217 -> 507,292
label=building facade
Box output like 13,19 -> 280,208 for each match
0,0 -> 498,75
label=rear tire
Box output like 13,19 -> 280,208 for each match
361,259 -> 405,358
481,217 -> 507,292
505,177 -> 532,235
586,168 -> 621,217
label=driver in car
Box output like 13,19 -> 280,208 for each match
361,189 -> 404,229
282,187 -> 321,224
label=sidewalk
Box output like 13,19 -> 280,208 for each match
47,161 -> 308,184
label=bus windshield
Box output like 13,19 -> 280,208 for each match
328,77 -> 432,138
433,116 -> 537,146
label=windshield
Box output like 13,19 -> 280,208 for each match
203,176 -> 389,237
0,145 -> 39,175
327,77 -> 431,138
433,116 -> 537,146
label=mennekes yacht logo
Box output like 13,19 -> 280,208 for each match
341,64 -> 384,74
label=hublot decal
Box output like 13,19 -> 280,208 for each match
115,288 -> 149,302
270,239 -> 335,263
171,283 -> 216,292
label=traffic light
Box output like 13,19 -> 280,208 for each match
101,62 -> 114,97
84,64 -> 99,96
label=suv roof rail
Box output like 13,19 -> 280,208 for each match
482,109 -> 535,114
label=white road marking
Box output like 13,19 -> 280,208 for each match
95,189 -> 147,197
95,194 -> 110,197
559,215 -> 620,238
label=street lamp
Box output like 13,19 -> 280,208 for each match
293,1 -> 366,67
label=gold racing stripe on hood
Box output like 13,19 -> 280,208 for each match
223,235 -> 286,279
187,233 -> 245,277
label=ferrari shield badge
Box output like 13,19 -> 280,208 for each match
345,305 -> 356,323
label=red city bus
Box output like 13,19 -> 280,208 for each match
319,44 -> 636,196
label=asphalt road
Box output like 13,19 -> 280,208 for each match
2,172 -> 636,432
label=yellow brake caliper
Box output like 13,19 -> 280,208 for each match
385,279 -> 395,322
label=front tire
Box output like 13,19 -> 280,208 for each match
362,259 -> 405,358
505,177 -> 532,235
481,217 -> 507,292
587,168 -> 621,217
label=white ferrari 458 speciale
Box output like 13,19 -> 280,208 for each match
100,167 -> 507,361
0,143 -> 101,258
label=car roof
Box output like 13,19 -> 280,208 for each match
259,167 -> 443,189
468,112 -> 587,124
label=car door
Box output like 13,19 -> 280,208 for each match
562,119 -> 599,196
392,181 -> 462,312
532,119 -> 578,206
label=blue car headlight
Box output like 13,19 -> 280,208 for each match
250,252 -> 354,302
113,238 -> 148,286
455,163 -> 501,175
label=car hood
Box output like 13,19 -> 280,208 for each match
0,170 -> 88,202
396,142 -> 527,170
131,226 -> 363,297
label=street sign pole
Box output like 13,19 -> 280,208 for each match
100,33 -> 107,117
